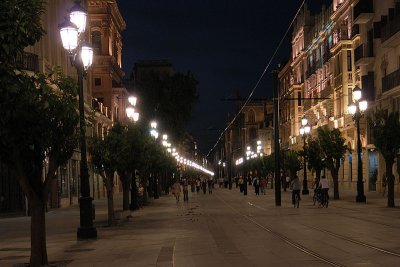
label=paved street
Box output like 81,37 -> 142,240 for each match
1,186 -> 400,267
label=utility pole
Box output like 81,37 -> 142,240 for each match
272,70 -> 281,206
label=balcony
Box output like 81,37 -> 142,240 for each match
382,68 -> 400,93
353,0 -> 374,24
354,43 -> 374,66
15,52 -> 39,72
351,24 -> 360,39
381,14 -> 400,47
334,74 -> 342,88
320,86 -> 333,99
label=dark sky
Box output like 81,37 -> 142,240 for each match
117,0 -> 330,155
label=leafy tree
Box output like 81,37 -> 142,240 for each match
305,136 -> 325,181
89,126 -> 123,226
0,1 -> 80,266
282,150 -> 302,180
136,71 -> 199,141
368,110 -> 400,207
317,126 -> 347,200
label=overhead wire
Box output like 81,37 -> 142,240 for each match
206,0 -> 306,158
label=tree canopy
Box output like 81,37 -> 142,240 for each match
136,71 -> 199,142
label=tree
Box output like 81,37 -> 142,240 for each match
137,71 -> 199,141
89,126 -> 123,226
317,126 -> 347,200
305,136 -> 325,181
282,150 -> 302,180
0,2 -> 80,266
368,110 -> 400,207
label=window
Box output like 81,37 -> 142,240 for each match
347,50 -> 352,71
248,109 -> 255,123
92,31 -> 101,55
94,78 -> 101,86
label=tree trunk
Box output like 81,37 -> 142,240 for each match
30,198 -> 48,267
106,188 -> 114,226
386,162 -> 395,207
122,180 -> 130,210
119,173 -> 130,211
330,168 -> 340,199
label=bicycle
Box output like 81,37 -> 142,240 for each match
320,189 -> 329,208
313,188 -> 321,205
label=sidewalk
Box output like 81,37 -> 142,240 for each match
0,187 -> 399,267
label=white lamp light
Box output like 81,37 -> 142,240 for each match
348,103 -> 357,115
353,86 -> 362,101
69,1 -> 87,33
80,42 -> 93,69
59,17 -> 78,52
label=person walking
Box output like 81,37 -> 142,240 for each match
172,180 -> 181,203
253,175 -> 260,195
290,175 -> 301,206
260,177 -> 267,195
201,178 -> 207,194
239,176 -> 244,192
319,175 -> 329,207
207,178 -> 213,194
183,180 -> 189,202
196,178 -> 201,193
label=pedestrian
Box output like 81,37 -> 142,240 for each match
183,180 -> 189,202
202,178 -> 207,194
260,177 -> 267,195
283,174 -> 289,192
253,175 -> 260,195
196,178 -> 201,193
319,175 -> 329,206
207,178 -> 213,194
239,176 -> 244,192
290,175 -> 301,205
138,183 -> 144,208
172,180 -> 181,202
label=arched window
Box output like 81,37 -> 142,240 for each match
248,109 -> 255,123
92,31 -> 101,55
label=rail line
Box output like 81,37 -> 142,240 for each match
218,196 -> 347,267
246,200 -> 400,259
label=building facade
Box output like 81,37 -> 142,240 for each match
279,0 -> 400,194
0,0 -> 130,214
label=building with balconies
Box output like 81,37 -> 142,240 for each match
279,0 -> 400,194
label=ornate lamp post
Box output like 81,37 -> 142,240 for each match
348,85 -> 368,203
126,96 -> 139,210
299,116 -> 311,195
59,1 -> 96,239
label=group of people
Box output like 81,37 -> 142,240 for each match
236,175 -> 269,195
234,172 -> 330,207
171,177 -> 214,203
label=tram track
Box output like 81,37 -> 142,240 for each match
217,195 -> 347,267
243,199 -> 400,260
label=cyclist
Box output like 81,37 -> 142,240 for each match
319,175 -> 329,207
290,175 -> 301,206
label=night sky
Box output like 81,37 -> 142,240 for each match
117,0 -> 330,155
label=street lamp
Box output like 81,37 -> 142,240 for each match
348,85 -> 368,203
299,116 -> 311,195
150,121 -> 159,139
126,95 -> 139,122
125,96 -> 139,210
59,0 -> 96,239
